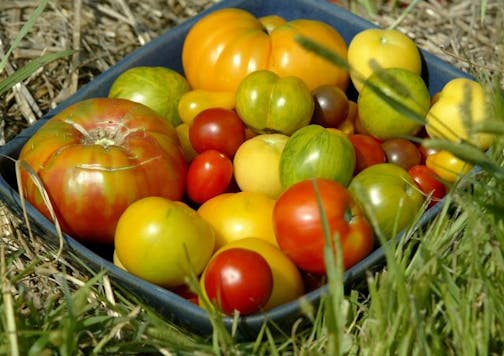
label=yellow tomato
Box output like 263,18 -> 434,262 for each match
197,191 -> 277,249
182,8 -> 348,92
259,15 -> 286,34
347,28 -> 422,92
426,150 -> 473,183
200,238 -> 305,311
115,197 -> 215,288
426,78 -> 493,149
177,89 -> 235,125
175,123 -> 198,162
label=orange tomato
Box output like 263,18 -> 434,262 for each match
182,8 -> 349,93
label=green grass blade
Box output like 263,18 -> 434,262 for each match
0,0 -> 49,73
0,50 -> 76,97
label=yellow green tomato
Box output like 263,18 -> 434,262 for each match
108,66 -> 190,127
357,67 -> 430,140
279,125 -> 355,189
235,70 -> 314,135
114,197 -> 215,288
426,78 -> 494,149
349,163 -> 425,239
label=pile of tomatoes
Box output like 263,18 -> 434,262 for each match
19,7 -> 488,316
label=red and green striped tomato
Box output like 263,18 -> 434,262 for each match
19,98 -> 187,245
279,125 -> 355,189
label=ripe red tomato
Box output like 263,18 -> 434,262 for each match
18,98 -> 187,245
204,248 -> 274,315
408,165 -> 447,207
348,134 -> 386,174
186,150 -> 233,204
273,178 -> 374,275
189,108 -> 246,157
381,138 -> 422,171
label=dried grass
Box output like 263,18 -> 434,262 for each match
0,0 -> 502,339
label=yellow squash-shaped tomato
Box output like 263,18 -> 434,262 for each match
182,8 -> 349,93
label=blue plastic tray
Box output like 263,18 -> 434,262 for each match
0,0 -> 470,340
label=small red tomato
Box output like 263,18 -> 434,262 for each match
408,165 -> 447,207
189,108 -> 246,157
186,150 -> 233,204
348,134 -> 386,174
381,138 -> 421,171
273,178 -> 374,275
204,248 -> 274,315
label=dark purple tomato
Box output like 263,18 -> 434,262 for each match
381,138 -> 421,171
311,84 -> 350,128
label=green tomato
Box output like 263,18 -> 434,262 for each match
279,125 -> 355,189
357,67 -> 430,140
235,70 -> 314,135
349,163 -> 425,239
109,66 -> 190,127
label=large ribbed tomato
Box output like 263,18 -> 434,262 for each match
182,8 -> 349,93
18,98 -> 187,245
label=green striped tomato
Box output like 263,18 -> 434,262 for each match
279,125 -> 355,189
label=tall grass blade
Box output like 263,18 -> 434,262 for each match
0,50 -> 76,97
0,0 -> 49,73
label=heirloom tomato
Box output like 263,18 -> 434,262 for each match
279,125 -> 355,189
186,150 -> 234,204
273,178 -> 373,275
347,28 -> 422,92
235,70 -> 314,135
203,248 -> 274,315
197,191 -> 277,248
108,66 -> 190,127
357,67 -> 430,140
311,84 -> 350,128
425,150 -> 473,183
381,138 -> 422,171
189,108 -> 246,157
349,163 -> 425,239
182,8 -> 349,93
178,89 -> 236,125
348,134 -> 386,174
200,237 -> 305,310
114,197 -> 215,288
408,165 -> 446,207
18,98 -> 187,245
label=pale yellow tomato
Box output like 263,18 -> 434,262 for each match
233,134 -> 289,199
347,28 -> 422,92
197,191 -> 277,249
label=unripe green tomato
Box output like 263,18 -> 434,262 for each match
109,66 -> 190,127
235,70 -> 314,135
279,125 -> 355,189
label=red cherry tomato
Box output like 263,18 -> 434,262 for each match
408,164 -> 447,207
381,138 -> 421,171
189,108 -> 246,157
186,150 -> 233,204
273,178 -> 374,275
348,134 -> 386,174
204,248 -> 274,315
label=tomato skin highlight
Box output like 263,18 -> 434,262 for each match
204,248 -> 274,315
186,150 -> 234,204
18,98 -> 187,245
273,178 -> 374,275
